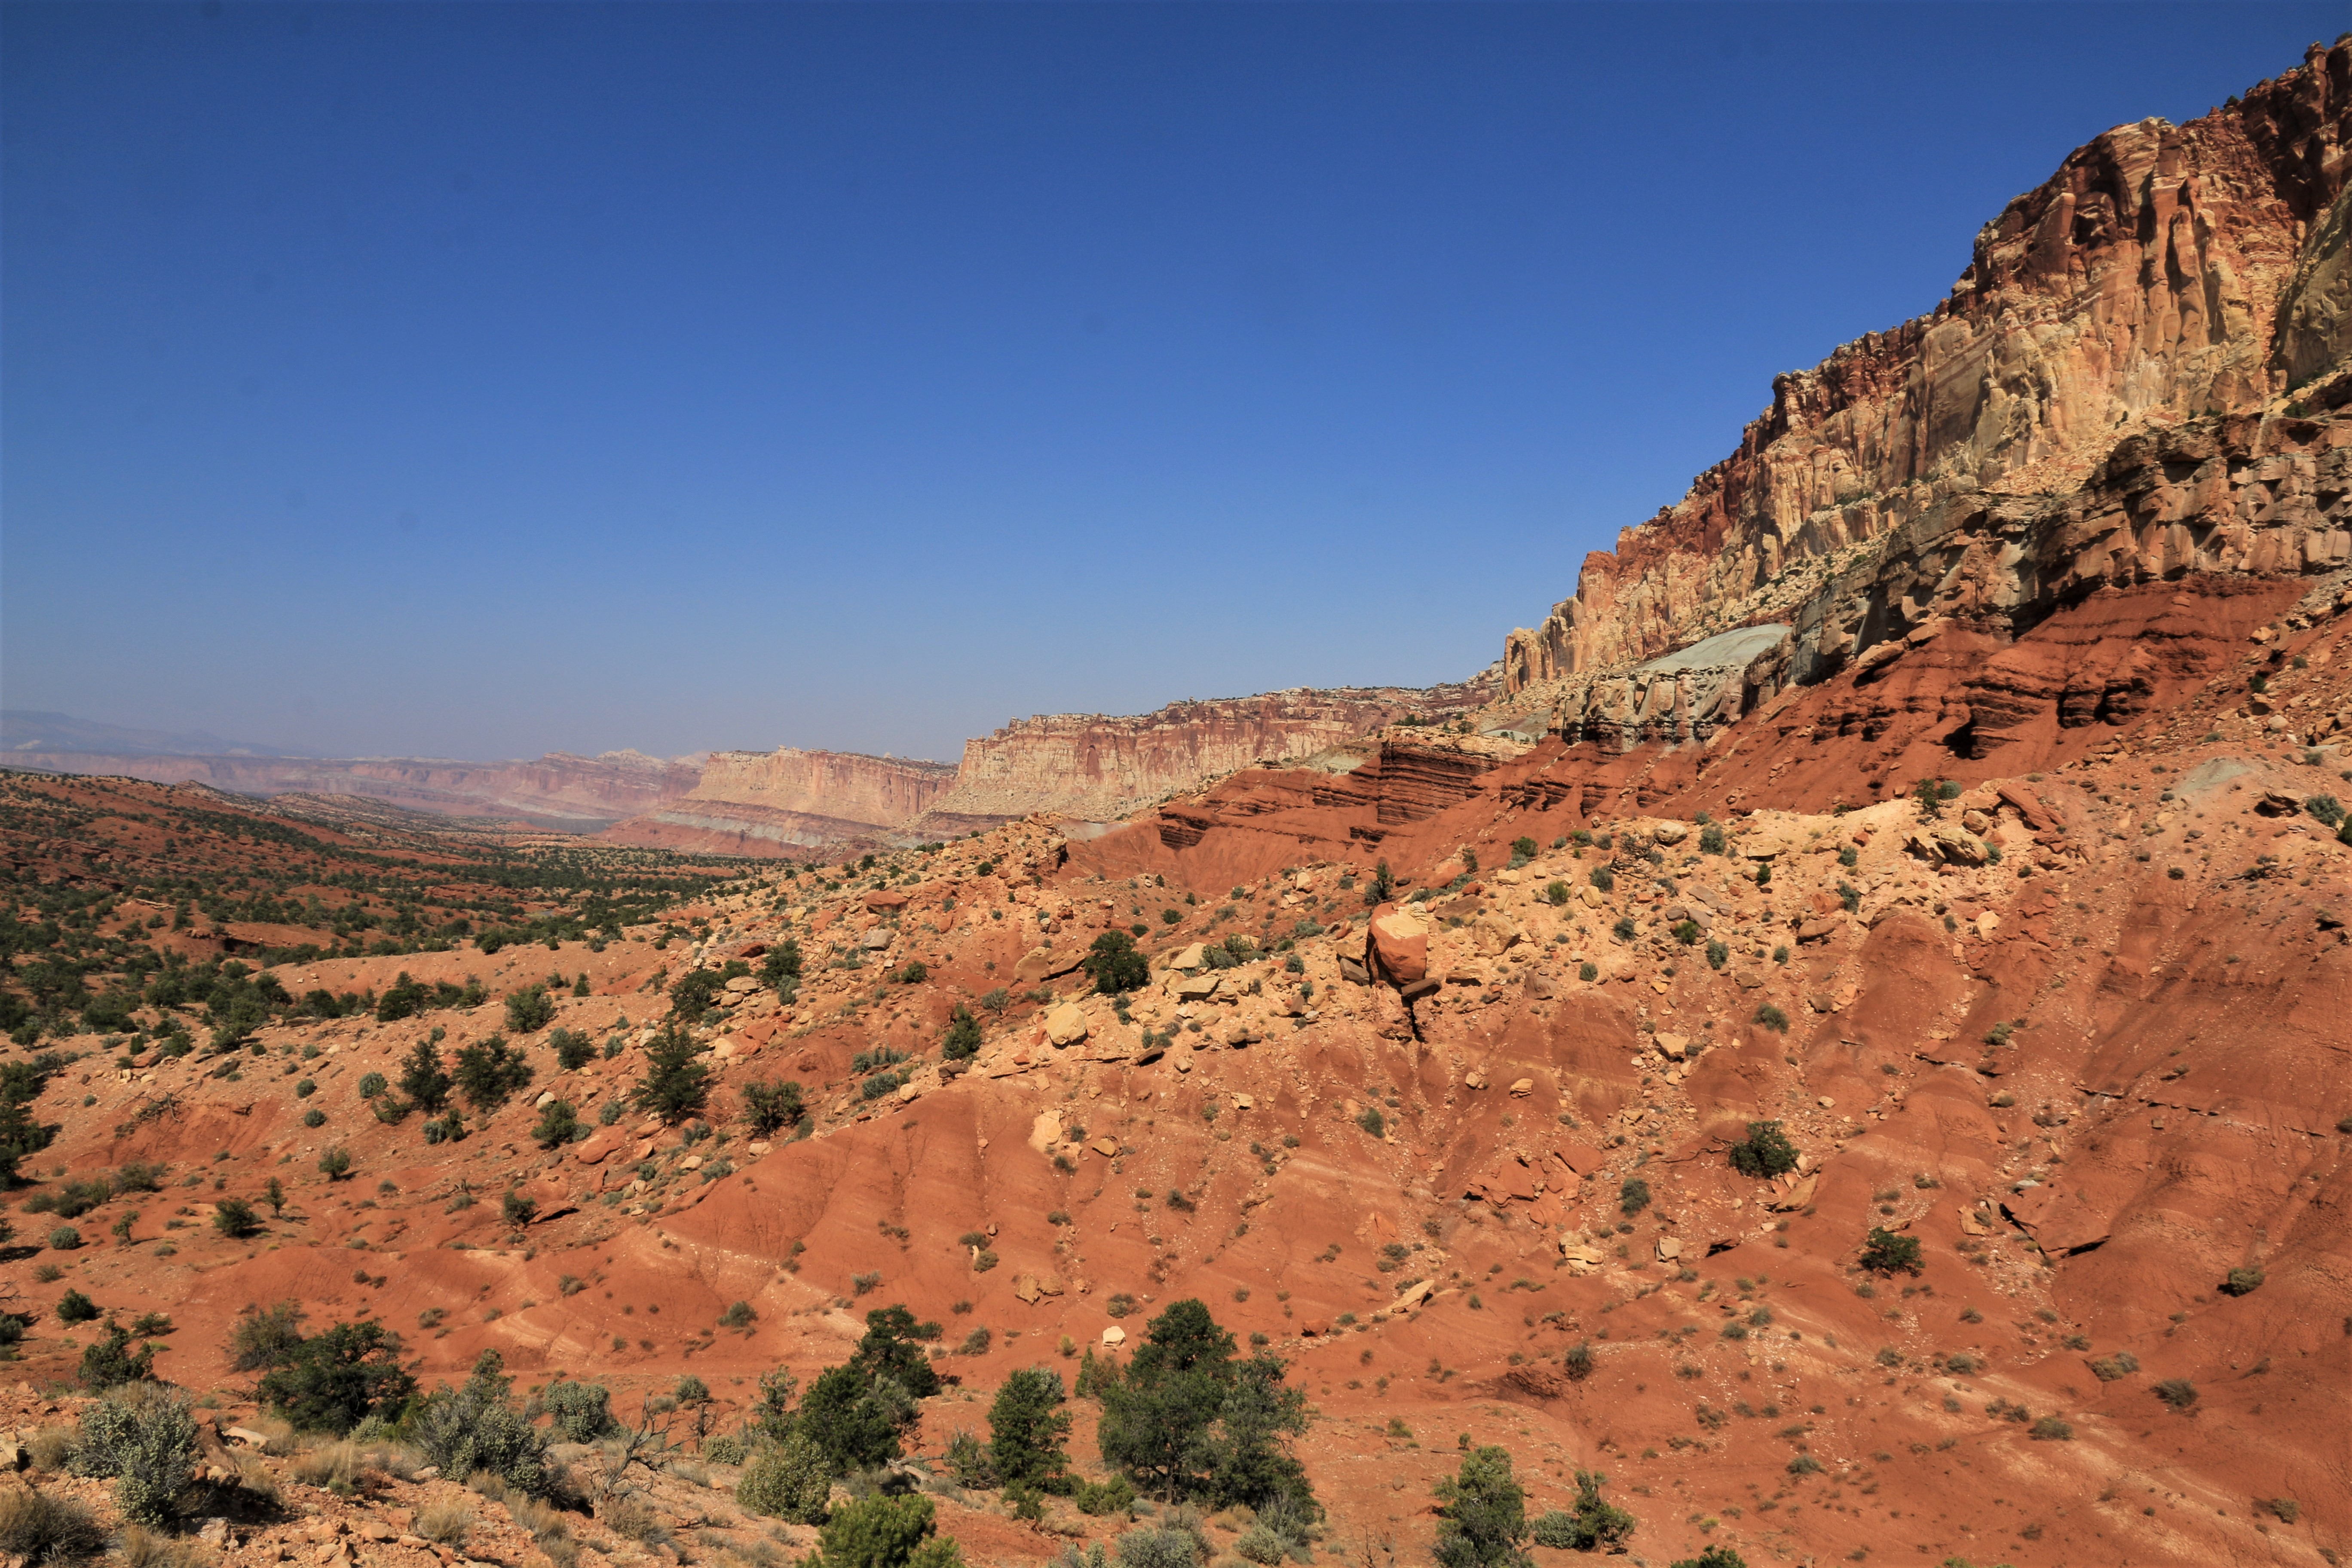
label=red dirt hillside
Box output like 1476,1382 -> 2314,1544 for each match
4,39 -> 2352,1568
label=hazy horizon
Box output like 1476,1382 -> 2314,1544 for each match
5,3 -> 2335,761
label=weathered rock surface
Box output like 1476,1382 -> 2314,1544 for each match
924,682 -> 1493,827
1502,45 -> 2352,739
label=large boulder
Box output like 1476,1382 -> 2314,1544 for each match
1045,1003 -> 1090,1046
1369,910 -> 1430,984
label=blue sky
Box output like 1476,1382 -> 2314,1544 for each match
4,3 -> 2337,763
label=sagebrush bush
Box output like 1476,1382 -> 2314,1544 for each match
735,1433 -> 832,1523
73,1390 -> 196,1525
410,1353 -> 553,1497
539,1380 -> 615,1442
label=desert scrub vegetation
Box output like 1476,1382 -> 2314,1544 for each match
0,1486 -> 108,1565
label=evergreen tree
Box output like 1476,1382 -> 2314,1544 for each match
257,1320 -> 416,1434
1433,1446 -> 1529,1568
988,1368 -> 1072,1491
849,1304 -> 942,1398
796,1364 -> 904,1476
397,1038 -> 451,1114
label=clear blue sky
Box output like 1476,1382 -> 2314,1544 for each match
4,3 -> 2336,763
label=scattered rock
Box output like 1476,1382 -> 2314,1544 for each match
1044,1003 -> 1090,1046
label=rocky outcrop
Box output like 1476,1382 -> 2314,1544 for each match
925,683 -> 1492,825
1503,43 -> 2352,717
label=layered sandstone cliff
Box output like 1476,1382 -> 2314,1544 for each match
595,747 -> 957,855
3,747 -> 700,827
924,682 -> 1492,825
1503,43 -> 2352,733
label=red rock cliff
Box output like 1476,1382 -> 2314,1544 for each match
925,683 -> 1491,824
1505,43 -> 2352,699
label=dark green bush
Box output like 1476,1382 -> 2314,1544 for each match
503,986 -> 556,1033
1082,932 -> 1149,995
550,1029 -> 595,1072
454,1035 -> 533,1111
942,1005 -> 983,1061
257,1320 -> 416,1434
1858,1227 -> 1922,1276
741,1078 -> 806,1135
532,1100 -> 580,1149
1727,1121 -> 1799,1179
636,1026 -> 711,1123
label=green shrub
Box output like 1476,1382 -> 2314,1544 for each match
410,1351 -> 554,1497
1858,1227 -> 1922,1276
636,1026 -> 711,1123
1578,962 -> 1599,983
539,1380 -> 615,1442
303,1107 -> 328,1129
703,1433 -> 746,1466
1233,1526 -> 1286,1565
1753,1003 -> 1789,1033
736,1432 -> 833,1522
2153,1378 -> 2198,1411
1082,932 -> 1149,995
230,1301 -> 309,1371
73,1393 -> 196,1525
532,1100 -> 580,1150
1114,1525 -> 1200,1568
1618,1178 -> 1651,1218
1074,1474 -> 1136,1516
1727,1121 -> 1799,1179
809,1492 -> 960,1568
988,1367 -> 1072,1491
317,1146 -> 351,1181
56,1290 -> 100,1325
1432,1445 -> 1527,1568
943,1428 -> 996,1488
2088,1351 -> 2139,1381
741,1078 -> 806,1135
2220,1266 -> 2264,1297
454,1035 -> 534,1111
504,986 -> 557,1033
1358,1106 -> 1386,1138
550,1029 -> 595,1072
257,1320 -> 416,1434
942,1005 -> 983,1061
1667,1549 -> 1747,1568
212,1199 -> 259,1238
2028,1415 -> 2073,1441
397,1039 -> 452,1113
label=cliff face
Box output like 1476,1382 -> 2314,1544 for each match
924,682 -> 1492,825
1504,43 -> 2352,709
12,685 -> 1496,855
2,748 -> 698,827
595,748 -> 958,855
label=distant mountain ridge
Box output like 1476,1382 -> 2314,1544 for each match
0,709 -> 312,758
3,676 -> 1494,854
